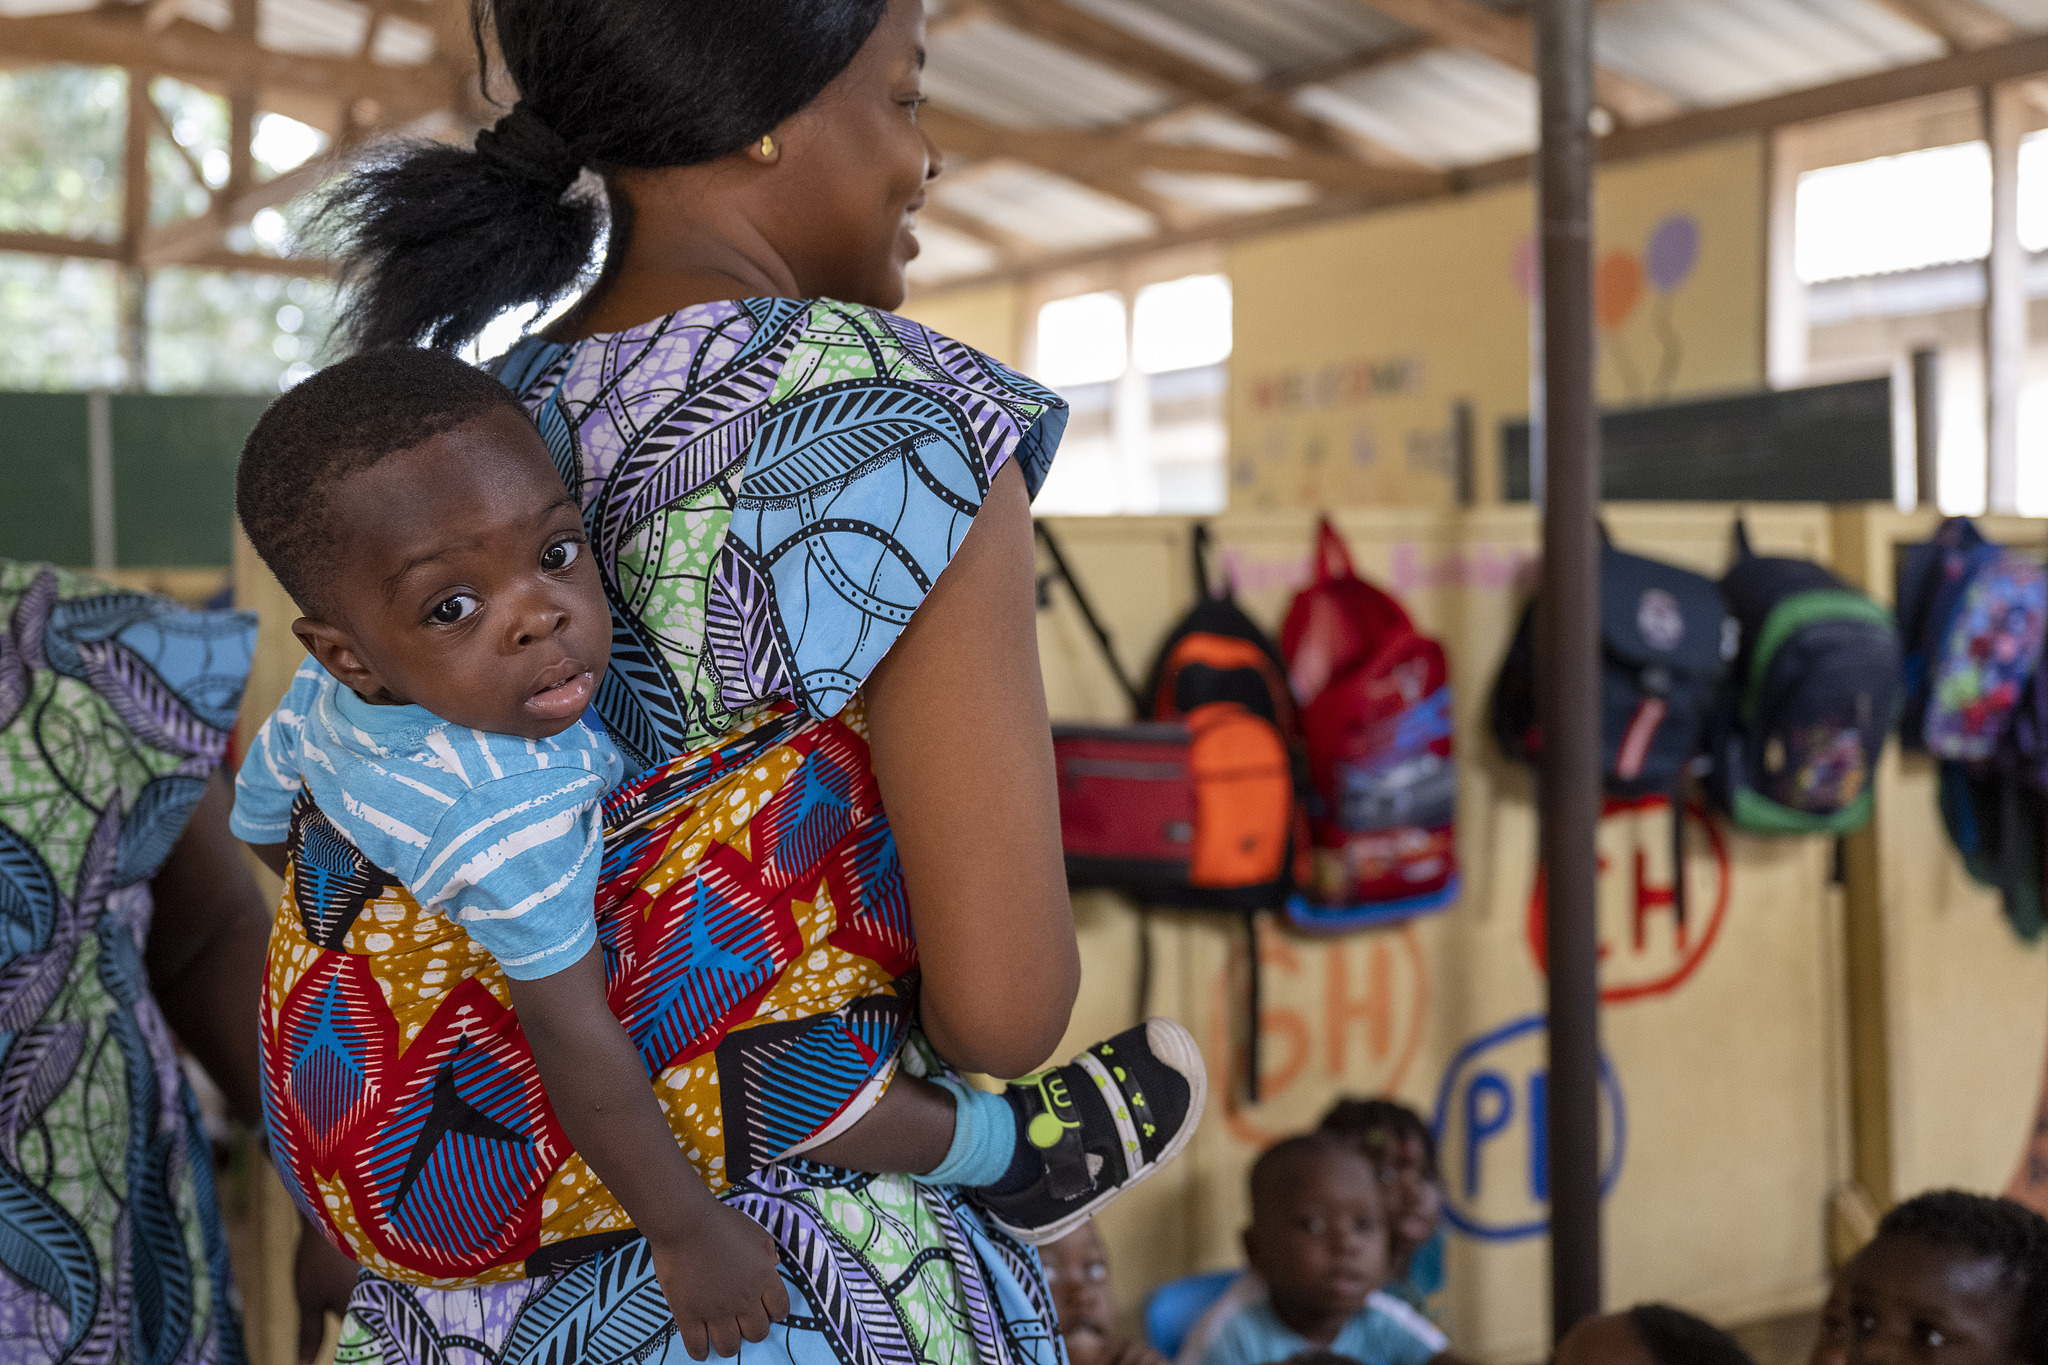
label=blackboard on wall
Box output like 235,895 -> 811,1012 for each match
1501,377 -> 1893,502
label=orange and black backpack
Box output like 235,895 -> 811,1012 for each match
1037,522 -> 1300,1099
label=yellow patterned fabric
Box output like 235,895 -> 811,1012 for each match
261,701 -> 921,1286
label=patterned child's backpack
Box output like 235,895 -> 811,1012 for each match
1280,518 -> 1458,930
1705,521 -> 1900,834
1897,517 -> 2048,762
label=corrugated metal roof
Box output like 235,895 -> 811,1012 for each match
11,0 -> 2048,290
925,16 -> 1172,129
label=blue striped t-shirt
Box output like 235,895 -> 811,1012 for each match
231,660 -> 625,979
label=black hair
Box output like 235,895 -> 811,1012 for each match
1283,1354 -> 1365,1365
237,349 -> 528,613
322,0 -> 889,353
1249,1133 -> 1378,1218
1623,1305 -> 1756,1365
1319,1097 -> 1439,1183
1875,1190 -> 2048,1362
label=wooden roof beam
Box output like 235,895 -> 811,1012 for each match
922,104 -> 1444,199
976,0 -> 1428,169
1343,0 -> 1680,126
0,10 -> 463,122
1862,0 -> 2023,52
918,201 -> 1045,265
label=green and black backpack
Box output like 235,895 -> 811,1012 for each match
1703,521 -> 1901,834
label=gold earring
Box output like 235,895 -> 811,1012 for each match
760,135 -> 777,159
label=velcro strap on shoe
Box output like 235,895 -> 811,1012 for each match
1022,1071 -> 1095,1201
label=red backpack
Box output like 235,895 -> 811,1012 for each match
1280,519 -> 1459,929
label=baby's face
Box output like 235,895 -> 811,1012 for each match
1841,1234 -> 2022,1365
303,407 -> 611,740
1246,1147 -> 1389,1321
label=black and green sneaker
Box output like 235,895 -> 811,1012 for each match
974,1017 -> 1205,1245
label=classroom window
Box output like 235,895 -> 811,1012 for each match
1030,272 -> 1231,516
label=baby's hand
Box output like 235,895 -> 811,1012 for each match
651,1201 -> 790,1360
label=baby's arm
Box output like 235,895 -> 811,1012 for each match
506,950 -> 787,1360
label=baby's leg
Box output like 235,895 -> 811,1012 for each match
795,1020 -> 1206,1248
800,1075 -> 961,1174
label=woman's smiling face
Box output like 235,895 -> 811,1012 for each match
770,0 -> 937,309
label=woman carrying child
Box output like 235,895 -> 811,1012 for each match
241,2 -> 1206,1364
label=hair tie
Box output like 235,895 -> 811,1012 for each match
475,102 -> 582,195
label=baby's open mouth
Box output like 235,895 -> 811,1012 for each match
524,661 -> 596,721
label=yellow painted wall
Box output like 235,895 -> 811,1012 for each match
1225,137 -> 1767,511
897,280 -> 1025,368
1038,507 -> 1843,1361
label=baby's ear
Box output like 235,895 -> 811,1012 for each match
294,617 -> 386,699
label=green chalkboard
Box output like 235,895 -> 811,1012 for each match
110,393 -> 268,566
0,393 -> 92,566
1500,378 -> 1894,503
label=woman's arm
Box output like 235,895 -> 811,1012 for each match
506,949 -> 788,1360
145,774 -> 360,1364
863,459 -> 1080,1080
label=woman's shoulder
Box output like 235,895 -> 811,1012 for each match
496,297 -> 1066,495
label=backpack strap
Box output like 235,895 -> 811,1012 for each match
1731,516 -> 1755,564
1192,522 -> 1228,601
1245,909 -> 1263,1104
1313,517 -> 1355,585
1035,521 -> 1147,717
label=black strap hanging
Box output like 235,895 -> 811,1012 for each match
1035,521 -> 1145,716
1245,909 -> 1263,1104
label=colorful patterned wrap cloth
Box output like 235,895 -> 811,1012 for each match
0,563 -> 258,1365
260,298 -> 1066,1290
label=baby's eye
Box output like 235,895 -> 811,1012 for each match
541,540 -> 581,572
1915,1324 -> 1948,1348
429,594 -> 479,625
1299,1215 -> 1327,1235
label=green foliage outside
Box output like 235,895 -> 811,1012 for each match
0,64 -> 337,395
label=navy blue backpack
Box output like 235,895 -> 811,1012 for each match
1492,534 -> 1732,798
1704,521 -> 1900,834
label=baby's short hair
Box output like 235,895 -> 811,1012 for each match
1876,1190 -> 2048,1362
1249,1132 -> 1377,1219
236,348 -> 528,613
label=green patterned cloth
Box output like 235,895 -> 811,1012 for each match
0,562 -> 258,1365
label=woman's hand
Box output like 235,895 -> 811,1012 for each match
295,1217 -> 359,1365
649,1203 -> 790,1360
864,460 -> 1080,1078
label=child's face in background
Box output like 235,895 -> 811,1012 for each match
1842,1234 -> 2023,1365
295,407 -> 612,741
1811,1275 -> 1850,1365
1245,1146 -> 1389,1325
1043,1223 -> 1115,1365
1367,1130 -> 1442,1264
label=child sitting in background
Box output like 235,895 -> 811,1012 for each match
1045,1220 -> 1169,1365
1552,1305 -> 1755,1365
1199,1134 -> 1446,1365
1835,1189 -> 2047,1364
1320,1098 -> 1446,1320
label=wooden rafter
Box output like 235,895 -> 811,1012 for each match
915,27 -> 2048,296
921,105 -> 1443,200
974,0 -> 1428,170
919,201 -> 1043,264
1862,0 -> 2022,52
0,11 -> 464,122
1343,0 -> 1679,125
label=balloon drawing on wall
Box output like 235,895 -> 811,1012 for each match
1513,211 -> 1701,401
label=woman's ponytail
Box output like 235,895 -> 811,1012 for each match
322,0 -> 889,355
322,102 -> 599,353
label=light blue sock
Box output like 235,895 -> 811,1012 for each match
912,1077 -> 1018,1187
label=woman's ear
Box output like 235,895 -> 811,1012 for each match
294,617 -> 388,701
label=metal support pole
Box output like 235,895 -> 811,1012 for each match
1535,0 -> 1604,1341
1912,347 -> 1940,510
1983,84 -> 2024,515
